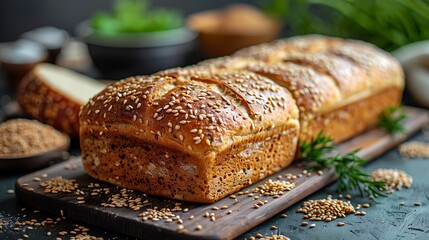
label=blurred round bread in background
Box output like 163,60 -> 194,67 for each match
187,4 -> 282,57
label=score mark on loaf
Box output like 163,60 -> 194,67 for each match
79,35 -> 404,203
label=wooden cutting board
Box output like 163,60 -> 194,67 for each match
15,107 -> 429,240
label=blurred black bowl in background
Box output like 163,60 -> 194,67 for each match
75,20 -> 197,79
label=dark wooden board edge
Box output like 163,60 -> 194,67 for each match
15,106 -> 429,240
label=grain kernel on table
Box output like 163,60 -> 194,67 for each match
337,222 -> 345,227
355,211 -> 367,216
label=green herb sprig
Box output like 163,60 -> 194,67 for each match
378,105 -> 407,135
268,0 -> 429,51
300,131 -> 386,198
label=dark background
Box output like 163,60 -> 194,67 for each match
0,0 -> 262,42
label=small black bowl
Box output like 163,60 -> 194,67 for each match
75,20 -> 197,79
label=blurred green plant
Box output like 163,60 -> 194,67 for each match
263,0 -> 429,51
91,0 -> 183,34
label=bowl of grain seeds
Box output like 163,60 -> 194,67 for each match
0,119 -> 70,170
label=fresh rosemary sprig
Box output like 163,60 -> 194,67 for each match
299,130 -> 334,160
300,132 -> 387,198
378,105 -> 407,134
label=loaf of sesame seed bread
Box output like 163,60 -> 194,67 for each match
80,71 -> 300,203
79,35 -> 404,203
17,63 -> 105,137
222,35 -> 403,142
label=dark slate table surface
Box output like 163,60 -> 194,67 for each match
2,132 -> 429,240
1,71 -> 429,240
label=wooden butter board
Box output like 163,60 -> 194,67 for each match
15,107 -> 429,240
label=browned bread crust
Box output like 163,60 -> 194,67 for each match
17,64 -> 105,137
80,35 -> 404,202
17,70 -> 82,137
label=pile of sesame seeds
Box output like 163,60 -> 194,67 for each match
101,188 -> 148,211
252,179 -> 295,197
370,168 -> 413,191
39,177 -> 79,194
249,234 -> 291,240
296,196 -> 355,222
69,234 -> 103,240
139,203 -> 185,223
398,141 -> 429,158
0,119 -> 68,158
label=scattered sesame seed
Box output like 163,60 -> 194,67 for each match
355,211 -> 366,216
